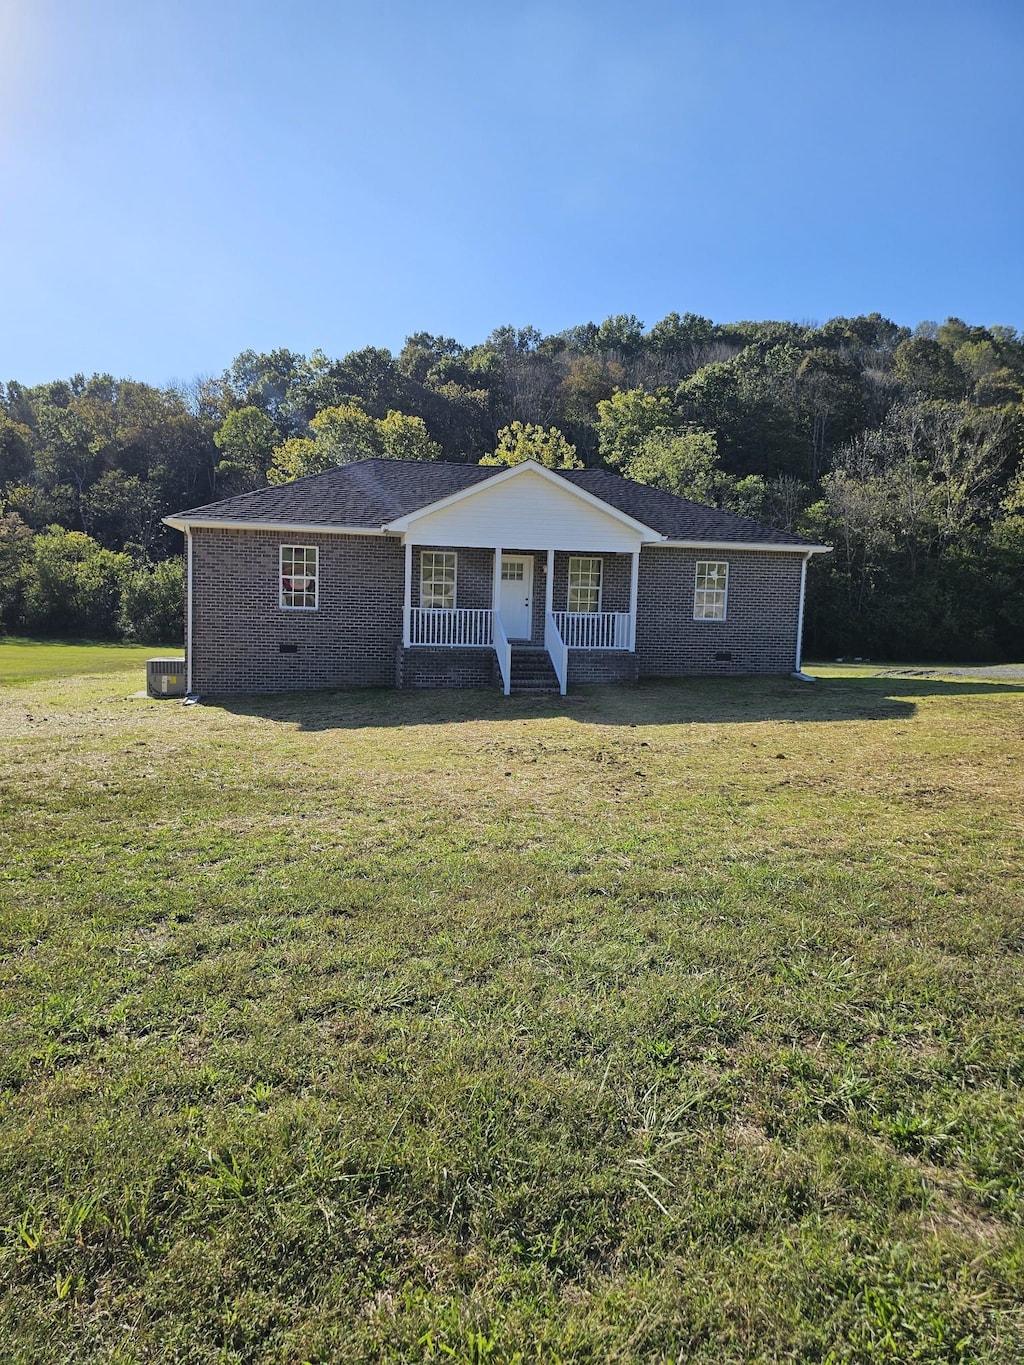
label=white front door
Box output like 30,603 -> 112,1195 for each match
499,555 -> 533,639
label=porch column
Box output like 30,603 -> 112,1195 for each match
628,548 -> 640,651
491,548 -> 502,638
492,547 -> 503,620
403,541 -> 413,646
545,549 -> 554,617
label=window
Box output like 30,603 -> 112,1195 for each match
568,557 -> 602,612
280,545 -> 318,609
420,551 -> 457,609
694,560 -> 728,620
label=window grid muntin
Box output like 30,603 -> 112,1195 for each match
420,551 -> 457,610
567,556 -> 603,613
280,544 -> 318,610
694,560 -> 728,620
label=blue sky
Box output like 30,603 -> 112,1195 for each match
2,0 -> 1022,386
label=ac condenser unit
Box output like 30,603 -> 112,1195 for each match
147,658 -> 187,698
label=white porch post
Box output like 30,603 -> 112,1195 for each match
628,548 -> 640,651
545,548 -> 554,616
403,541 -> 413,646
492,547 -> 502,623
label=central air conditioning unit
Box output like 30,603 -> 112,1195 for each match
147,658 -> 187,698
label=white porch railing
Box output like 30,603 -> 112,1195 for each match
544,612 -> 568,695
493,613 -> 511,695
409,608 -> 493,646
553,611 -> 631,650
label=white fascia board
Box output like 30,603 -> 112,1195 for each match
651,539 -> 832,554
383,460 -> 666,541
162,516 -> 393,536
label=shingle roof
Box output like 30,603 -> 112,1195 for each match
169,459 -> 822,548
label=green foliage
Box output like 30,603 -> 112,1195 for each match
266,403 -> 441,483
212,406 -> 278,488
0,511 -> 33,630
480,421 -> 581,469
22,527 -> 132,638
596,386 -> 680,467
622,426 -> 722,502
118,556 -> 184,643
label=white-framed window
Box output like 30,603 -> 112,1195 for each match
568,556 -> 602,612
280,545 -> 318,609
420,551 -> 457,609
694,560 -> 728,620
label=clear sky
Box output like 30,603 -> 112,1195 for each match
2,0 -> 1022,387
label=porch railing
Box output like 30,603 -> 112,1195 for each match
493,612 -> 511,695
553,611 -> 631,650
409,607 -> 493,646
544,612 -> 568,695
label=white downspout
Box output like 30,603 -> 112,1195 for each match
185,526 -> 194,694
791,551 -> 814,682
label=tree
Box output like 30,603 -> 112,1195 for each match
213,406 -> 279,489
376,411 -> 441,461
621,427 -> 721,502
0,510 -> 33,630
22,526 -> 132,637
596,387 -> 680,467
266,403 -> 442,483
480,422 -> 581,469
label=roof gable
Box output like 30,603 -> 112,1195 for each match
384,460 -> 663,546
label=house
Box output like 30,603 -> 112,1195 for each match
163,458 -> 830,696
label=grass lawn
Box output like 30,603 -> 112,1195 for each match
2,648 -> 1024,1363
0,637 -> 179,685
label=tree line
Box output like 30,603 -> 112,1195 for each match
2,311 -> 1022,659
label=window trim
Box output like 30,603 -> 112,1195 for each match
567,555 -> 603,613
693,560 -> 729,621
280,544 -> 319,611
419,550 -> 458,610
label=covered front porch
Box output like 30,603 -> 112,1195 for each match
400,545 -> 640,695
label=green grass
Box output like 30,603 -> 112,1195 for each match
2,647 -> 1024,1362
0,637 -> 178,685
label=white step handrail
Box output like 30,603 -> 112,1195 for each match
544,612 -> 568,695
493,612 -> 512,695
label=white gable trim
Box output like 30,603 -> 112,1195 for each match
652,540 -> 832,554
163,516 -> 393,536
384,460 -> 665,541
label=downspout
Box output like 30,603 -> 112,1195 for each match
186,526 -> 194,695
791,551 -> 814,682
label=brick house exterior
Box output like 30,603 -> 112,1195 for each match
165,459 -> 829,696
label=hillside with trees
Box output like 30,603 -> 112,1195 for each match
2,312 -> 1022,659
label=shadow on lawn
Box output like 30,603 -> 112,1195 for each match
201,674 -> 1024,732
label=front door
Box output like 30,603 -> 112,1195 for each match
499,555 -> 533,640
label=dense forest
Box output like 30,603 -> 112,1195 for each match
2,311 -> 1022,659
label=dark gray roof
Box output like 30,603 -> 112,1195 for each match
559,468 -> 817,545
171,459 -> 495,527
170,459 -> 821,547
